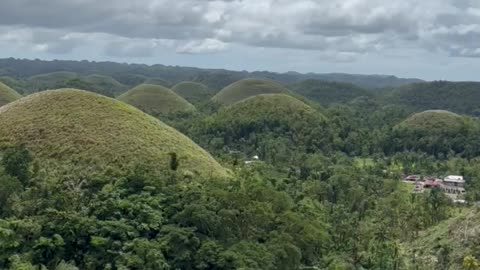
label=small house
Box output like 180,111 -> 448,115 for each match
441,175 -> 465,194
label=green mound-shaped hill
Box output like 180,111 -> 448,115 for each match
0,81 -> 22,107
217,94 -> 325,124
28,71 -> 78,89
396,110 -> 464,133
0,89 -> 228,180
144,78 -> 172,88
212,79 -> 290,105
84,74 -> 125,89
201,94 -> 328,160
117,84 -> 196,115
172,81 -> 211,103
389,110 -> 480,156
290,79 -> 372,105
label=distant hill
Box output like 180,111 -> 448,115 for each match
387,81 -> 480,115
172,81 -> 211,104
84,74 -> 125,91
0,76 -> 27,94
396,110 -> 464,134
0,58 -> 423,89
144,78 -> 172,87
0,82 -> 21,107
24,72 -> 127,97
0,89 -> 228,180
28,71 -> 78,90
118,84 -> 195,116
212,79 -> 290,105
290,79 -> 373,105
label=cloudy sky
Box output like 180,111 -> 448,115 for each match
0,0 -> 479,80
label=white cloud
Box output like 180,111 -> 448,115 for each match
0,0 -> 477,61
176,38 -> 228,54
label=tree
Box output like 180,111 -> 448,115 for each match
2,145 -> 32,185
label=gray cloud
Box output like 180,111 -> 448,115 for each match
0,0 -> 478,60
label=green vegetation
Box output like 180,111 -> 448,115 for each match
191,94 -> 329,165
0,89 -> 227,180
23,72 -> 128,97
1,58 -> 480,270
212,78 -> 290,105
0,81 -> 21,107
118,84 -> 196,116
172,81 -> 211,104
406,208 -> 480,269
389,111 -> 480,157
290,79 -> 372,105
144,77 -> 172,87
387,81 -> 480,115
396,110 -> 464,133
83,74 -> 126,94
28,71 -> 78,89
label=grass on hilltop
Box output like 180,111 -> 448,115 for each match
144,78 -> 172,88
0,89 -> 228,180
117,84 -> 196,116
172,81 -> 211,103
396,110 -> 465,133
212,78 -> 290,105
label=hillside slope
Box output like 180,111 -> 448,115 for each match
212,79 -> 290,105
172,81 -> 211,103
0,81 -> 22,107
290,79 -> 372,105
0,89 -> 228,180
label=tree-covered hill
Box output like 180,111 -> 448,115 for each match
290,79 -> 373,105
387,81 -> 480,115
386,110 -> 480,157
195,94 -> 330,163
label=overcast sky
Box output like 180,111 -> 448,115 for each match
0,0 -> 479,80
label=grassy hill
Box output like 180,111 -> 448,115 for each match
172,81 -> 211,103
117,84 -> 196,115
212,78 -> 290,105
0,89 -> 228,180
84,74 -> 126,93
144,77 -> 172,88
25,72 -> 126,96
387,81 -> 480,115
28,71 -> 78,90
216,94 -> 324,124
396,110 -> 465,134
0,81 -> 22,107
290,79 -> 372,105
